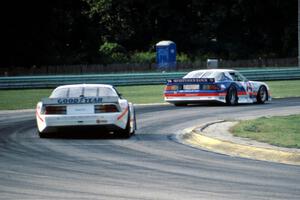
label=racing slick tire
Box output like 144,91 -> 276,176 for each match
38,131 -> 49,138
121,112 -> 134,139
226,85 -> 238,106
133,107 -> 137,133
257,86 -> 268,104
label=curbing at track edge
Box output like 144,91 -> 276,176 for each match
180,121 -> 300,166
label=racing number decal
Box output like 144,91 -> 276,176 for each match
246,82 -> 255,97
238,82 -> 254,96
246,82 -> 253,93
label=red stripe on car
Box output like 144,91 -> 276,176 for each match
36,110 -> 44,122
117,106 -> 129,120
165,93 -> 227,97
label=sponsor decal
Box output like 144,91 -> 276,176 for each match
168,78 -> 215,83
246,82 -> 253,93
96,119 -> 108,124
57,97 -> 103,104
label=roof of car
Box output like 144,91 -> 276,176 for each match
187,69 -> 236,74
55,84 -> 114,90
183,69 -> 238,79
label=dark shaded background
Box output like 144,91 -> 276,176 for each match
0,0 -> 297,68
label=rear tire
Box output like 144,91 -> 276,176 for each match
257,86 -> 268,104
38,131 -> 49,138
122,120 -> 131,139
121,112 -> 133,139
226,86 -> 238,106
132,107 -> 137,135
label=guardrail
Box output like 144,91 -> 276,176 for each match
1,68 -> 300,89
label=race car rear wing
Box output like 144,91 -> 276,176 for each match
167,78 -> 215,84
41,96 -> 119,105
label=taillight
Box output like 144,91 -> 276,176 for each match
44,106 -> 66,115
95,105 -> 119,113
165,85 -> 178,91
202,84 -> 220,90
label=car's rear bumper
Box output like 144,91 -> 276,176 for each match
164,94 -> 226,104
41,124 -> 124,134
37,113 -> 127,133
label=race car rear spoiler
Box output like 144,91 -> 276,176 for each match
167,78 -> 215,84
42,96 -> 119,105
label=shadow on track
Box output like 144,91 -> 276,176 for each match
38,128 -> 129,140
169,101 -> 269,108
137,102 -> 257,114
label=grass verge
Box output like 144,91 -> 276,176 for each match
231,115 -> 300,148
0,80 -> 299,110
0,85 -> 165,110
117,85 -> 165,104
265,80 -> 300,98
0,89 -> 52,110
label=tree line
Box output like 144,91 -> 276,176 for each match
1,0 -> 297,68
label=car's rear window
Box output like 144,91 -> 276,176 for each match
50,87 -> 118,98
50,88 -> 69,98
68,87 -> 83,97
184,71 -> 223,81
84,87 -> 98,97
201,71 -> 214,78
184,71 -> 205,78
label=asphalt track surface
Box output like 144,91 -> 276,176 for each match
0,98 -> 300,200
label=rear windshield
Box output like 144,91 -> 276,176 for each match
184,71 -> 224,81
184,71 -> 205,78
50,87 -> 118,98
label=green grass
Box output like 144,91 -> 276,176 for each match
266,80 -> 300,98
0,89 -> 52,110
0,80 -> 299,110
231,115 -> 300,148
117,85 -> 165,104
0,85 -> 165,110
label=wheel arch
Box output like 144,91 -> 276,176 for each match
259,84 -> 269,101
226,84 -> 238,105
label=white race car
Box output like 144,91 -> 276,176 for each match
36,84 -> 136,138
164,69 -> 271,106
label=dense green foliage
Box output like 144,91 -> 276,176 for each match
130,52 -> 156,64
99,42 -> 128,64
1,0 -> 297,67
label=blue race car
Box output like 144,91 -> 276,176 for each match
164,69 -> 271,106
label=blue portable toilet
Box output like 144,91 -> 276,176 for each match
156,41 -> 176,69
